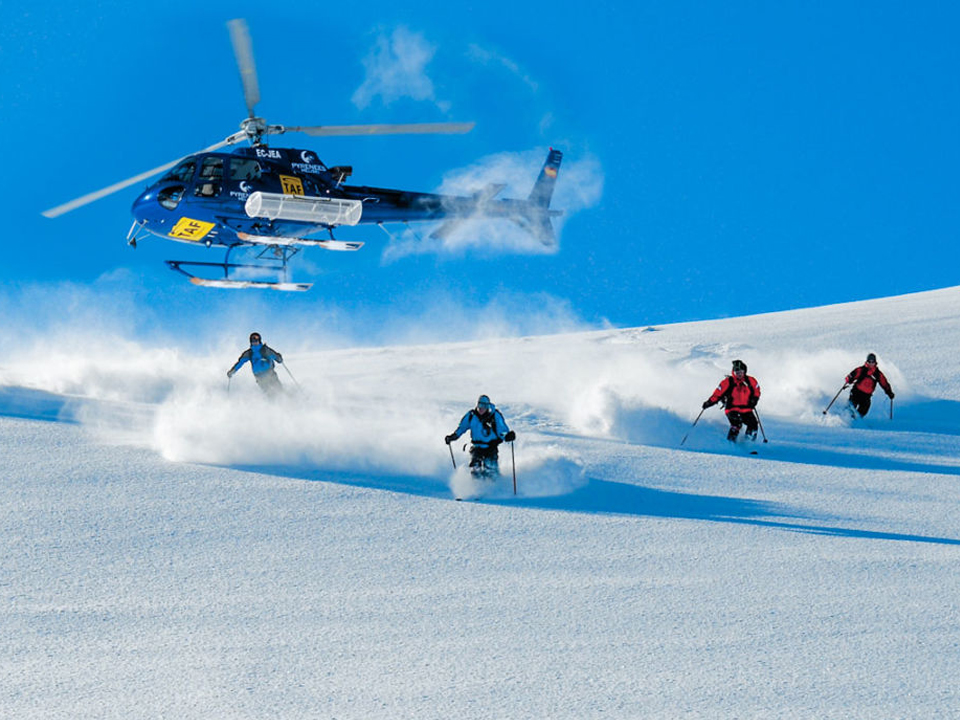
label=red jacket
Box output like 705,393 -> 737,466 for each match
846,365 -> 893,397
708,375 -> 761,414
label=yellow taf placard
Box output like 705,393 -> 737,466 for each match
280,175 -> 304,195
169,217 -> 216,241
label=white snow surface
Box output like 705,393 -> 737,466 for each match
4,286 -> 960,718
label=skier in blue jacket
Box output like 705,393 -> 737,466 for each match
445,394 -> 516,477
227,332 -> 284,395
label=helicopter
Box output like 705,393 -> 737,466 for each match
42,19 -> 564,291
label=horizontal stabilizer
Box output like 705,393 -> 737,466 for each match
513,213 -> 556,246
472,183 -> 506,202
429,220 -> 463,241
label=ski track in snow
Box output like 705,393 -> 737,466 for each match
4,286 -> 960,717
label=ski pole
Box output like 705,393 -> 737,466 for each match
227,376 -> 231,395
890,396 -> 894,421
822,383 -> 848,415
511,441 -> 517,495
447,441 -> 457,469
281,363 -> 302,389
680,407 -> 706,446
753,409 -> 769,443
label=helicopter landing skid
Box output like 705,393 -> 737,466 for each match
165,260 -> 312,291
236,231 -> 364,252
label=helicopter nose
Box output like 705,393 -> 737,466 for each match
131,188 -> 155,223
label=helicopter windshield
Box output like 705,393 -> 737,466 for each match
161,160 -> 196,184
158,186 -> 184,210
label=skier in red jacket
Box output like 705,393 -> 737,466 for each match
702,359 -> 762,442
845,353 -> 894,417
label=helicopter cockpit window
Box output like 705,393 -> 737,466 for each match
161,160 -> 196,184
229,158 -> 261,182
195,157 -> 224,197
158,186 -> 185,210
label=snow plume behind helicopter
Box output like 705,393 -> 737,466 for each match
382,149 -> 604,261
352,26 -> 449,112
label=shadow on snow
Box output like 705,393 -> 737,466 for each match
0,385 -> 81,424
505,477 -> 960,546
239,464 -> 960,547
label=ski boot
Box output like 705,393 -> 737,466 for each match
745,429 -> 757,442
727,425 -> 741,442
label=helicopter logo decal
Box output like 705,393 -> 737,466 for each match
170,218 -> 215,241
279,175 -> 305,195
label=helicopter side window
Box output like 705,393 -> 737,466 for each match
195,157 -> 223,197
158,186 -> 185,210
229,158 -> 261,182
161,160 -> 196,184
200,157 -> 223,179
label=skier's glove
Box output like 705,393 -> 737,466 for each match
702,400 -> 714,409
444,433 -> 457,445
504,431 -> 516,442
888,391 -> 895,399
227,369 -> 235,378
748,398 -> 758,409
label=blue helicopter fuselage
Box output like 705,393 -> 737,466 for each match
131,145 -> 563,247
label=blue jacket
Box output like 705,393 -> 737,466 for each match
451,407 -> 510,448
231,343 -> 283,377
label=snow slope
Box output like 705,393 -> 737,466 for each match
4,287 -> 960,718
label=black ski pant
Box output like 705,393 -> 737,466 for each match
849,388 -> 872,417
469,443 -> 500,477
726,410 -> 758,437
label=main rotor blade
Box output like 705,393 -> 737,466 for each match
284,122 -> 475,137
41,138 -> 232,218
228,19 -> 260,117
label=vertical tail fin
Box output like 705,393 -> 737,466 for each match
527,148 -> 563,207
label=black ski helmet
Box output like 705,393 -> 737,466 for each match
731,359 -> 747,373
866,353 -> 877,364
250,332 -> 262,344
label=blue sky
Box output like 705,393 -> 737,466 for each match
3,1 -> 960,346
